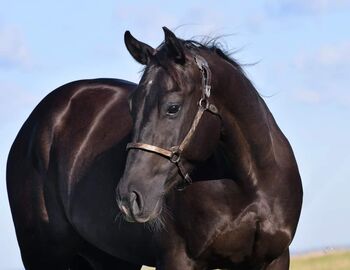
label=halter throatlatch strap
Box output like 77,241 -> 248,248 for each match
126,54 -> 220,190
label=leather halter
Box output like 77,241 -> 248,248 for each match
126,54 -> 221,189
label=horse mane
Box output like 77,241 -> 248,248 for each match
182,37 -> 262,98
183,37 -> 245,74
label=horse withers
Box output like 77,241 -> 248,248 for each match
117,27 -> 303,269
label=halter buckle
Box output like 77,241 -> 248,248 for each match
170,148 -> 181,163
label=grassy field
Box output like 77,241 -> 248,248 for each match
141,250 -> 350,270
291,250 -> 350,270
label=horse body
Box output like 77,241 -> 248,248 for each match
7,78 -> 157,269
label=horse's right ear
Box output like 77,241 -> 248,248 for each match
124,31 -> 155,65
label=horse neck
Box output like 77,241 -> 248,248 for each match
213,61 -> 294,190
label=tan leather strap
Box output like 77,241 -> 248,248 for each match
126,142 -> 192,188
126,143 -> 173,159
195,55 -> 212,99
178,106 -> 205,152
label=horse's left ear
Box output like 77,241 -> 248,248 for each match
124,31 -> 155,65
162,27 -> 185,64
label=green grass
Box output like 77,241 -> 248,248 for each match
141,250 -> 350,270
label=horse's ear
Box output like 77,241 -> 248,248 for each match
124,31 -> 155,65
162,27 -> 185,64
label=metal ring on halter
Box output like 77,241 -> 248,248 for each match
170,150 -> 181,163
198,98 -> 209,110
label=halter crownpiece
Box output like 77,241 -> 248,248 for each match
126,54 -> 221,190
194,55 -> 212,99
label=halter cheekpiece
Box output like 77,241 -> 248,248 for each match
126,54 -> 221,190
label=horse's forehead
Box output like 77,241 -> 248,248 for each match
144,66 -> 177,92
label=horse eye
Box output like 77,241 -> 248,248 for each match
166,104 -> 181,116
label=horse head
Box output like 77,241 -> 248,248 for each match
117,27 -> 227,223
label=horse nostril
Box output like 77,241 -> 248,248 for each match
130,191 -> 143,215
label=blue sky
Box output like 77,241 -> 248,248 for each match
1,1 -> 349,269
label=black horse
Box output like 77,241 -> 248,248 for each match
117,27 -> 303,269
7,27 -> 302,270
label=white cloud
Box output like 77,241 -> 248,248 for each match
115,3 -> 227,43
115,3 -> 179,41
303,0 -> 350,13
295,89 -> 322,104
242,0 -> 350,33
0,24 -> 31,68
317,42 -> 350,66
0,82 -> 42,123
245,12 -> 268,33
294,41 -> 350,71
294,86 -> 350,106
292,41 -> 350,105
265,0 -> 350,16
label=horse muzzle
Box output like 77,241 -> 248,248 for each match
117,189 -> 162,223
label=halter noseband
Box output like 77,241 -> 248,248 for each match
126,55 -> 221,190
